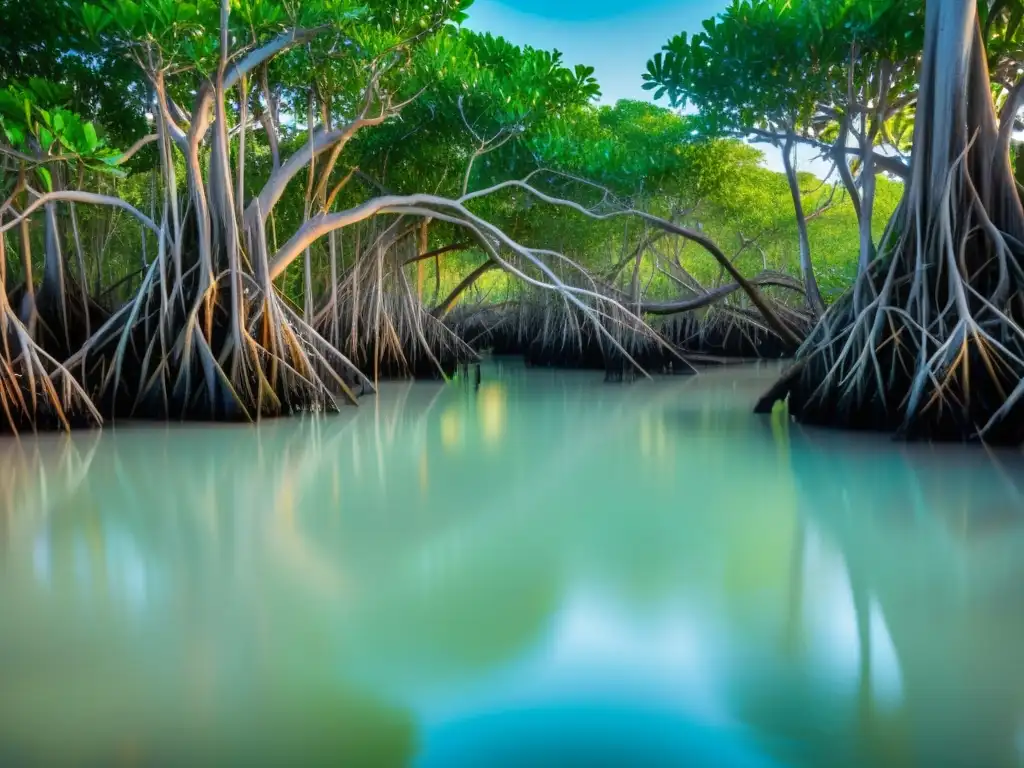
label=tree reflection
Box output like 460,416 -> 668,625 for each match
649,378 -> 1024,767
768,421 -> 1024,767
2,364 -> 1024,765
0,433 -> 99,546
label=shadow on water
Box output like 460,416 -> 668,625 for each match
0,360 -> 1023,765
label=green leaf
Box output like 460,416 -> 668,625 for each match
3,123 -> 26,147
83,122 -> 98,151
81,3 -> 113,36
91,160 -> 128,177
112,0 -> 142,30
37,167 -> 52,192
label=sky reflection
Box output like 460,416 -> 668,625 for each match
0,363 -> 1023,765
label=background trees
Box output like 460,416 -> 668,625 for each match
643,0 -> 919,315
2,0 -> 973,436
747,0 -> 1024,443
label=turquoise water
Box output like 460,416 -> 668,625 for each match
1,360 -> 1023,766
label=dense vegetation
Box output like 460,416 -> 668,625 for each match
645,0 -> 1024,443
2,0 -> 1021,444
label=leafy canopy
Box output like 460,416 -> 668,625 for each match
642,0 -> 922,143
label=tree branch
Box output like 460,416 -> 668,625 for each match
640,273 -> 804,315
0,191 -> 158,236
111,134 -> 159,165
747,127 -> 909,178
224,26 -> 327,92
403,241 -> 473,265
268,181 -> 804,348
433,259 -> 497,317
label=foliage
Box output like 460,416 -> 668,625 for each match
642,0 -> 922,153
0,80 -> 125,182
676,166 -> 901,296
0,0 -> 150,147
0,0 -> 931,435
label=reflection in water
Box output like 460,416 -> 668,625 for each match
478,382 -> 507,447
0,360 -> 1023,765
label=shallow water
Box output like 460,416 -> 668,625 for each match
1,360 -> 1024,766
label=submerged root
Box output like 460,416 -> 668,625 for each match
314,241 -> 478,382
657,304 -> 809,361
0,431 -> 100,519
8,280 -> 111,363
450,290 -> 805,373
760,1 -> 1024,445
316,286 -> 477,381
445,302 -> 522,356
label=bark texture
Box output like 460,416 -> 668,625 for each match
759,0 -> 1024,444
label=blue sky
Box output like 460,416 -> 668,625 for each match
465,0 -> 727,106
465,0 -> 825,176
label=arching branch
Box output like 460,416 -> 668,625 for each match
111,134 -> 159,166
403,241 -> 473,265
640,273 -> 805,315
269,179 -> 803,347
461,179 -> 807,346
433,259 -> 497,317
0,191 -> 159,236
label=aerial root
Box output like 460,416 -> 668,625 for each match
313,249 -> 477,382
69,262 -> 371,422
0,295 -> 102,434
759,137 -> 1024,444
765,262 -> 1024,442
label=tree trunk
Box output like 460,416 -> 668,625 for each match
856,114 -> 877,278
41,203 -> 64,299
832,117 -> 863,227
17,214 -> 36,335
782,134 -> 826,316
417,218 -> 429,300
761,0 -> 1024,444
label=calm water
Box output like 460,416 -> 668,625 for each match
1,360 -> 1024,767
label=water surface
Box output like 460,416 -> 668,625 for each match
1,360 -> 1023,766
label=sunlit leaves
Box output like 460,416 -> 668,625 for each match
80,2 -> 114,36
522,100 -> 759,209
983,0 -> 1024,107
2,122 -> 25,147
0,81 -> 123,175
643,0 -> 923,144
37,166 -> 53,192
